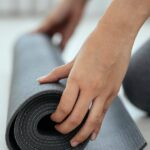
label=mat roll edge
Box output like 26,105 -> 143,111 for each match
6,33 -> 89,150
6,33 -> 147,150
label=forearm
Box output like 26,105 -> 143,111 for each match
98,0 -> 150,36
86,0 -> 150,68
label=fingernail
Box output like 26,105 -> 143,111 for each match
54,125 -> 58,130
55,124 -> 59,128
71,141 -> 79,147
90,132 -> 97,141
37,76 -> 46,82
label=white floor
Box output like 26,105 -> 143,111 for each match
0,16 -> 150,149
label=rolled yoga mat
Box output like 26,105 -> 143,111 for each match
123,39 -> 150,114
6,33 -> 147,150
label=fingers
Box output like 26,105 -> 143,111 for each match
90,97 -> 110,141
38,62 -> 73,84
51,79 -> 79,123
55,91 -> 93,134
70,96 -> 106,147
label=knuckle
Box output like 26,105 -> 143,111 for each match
88,118 -> 99,127
82,80 -> 99,91
69,117 -> 80,126
90,83 -> 98,91
61,91 -> 72,105
69,74 -> 79,83
52,68 -> 59,74
58,106 -> 70,115
62,89 -> 68,98
80,81 -> 92,90
77,133 -> 86,141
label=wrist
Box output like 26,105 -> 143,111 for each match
97,0 -> 150,37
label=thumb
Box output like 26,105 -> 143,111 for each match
37,61 -> 73,84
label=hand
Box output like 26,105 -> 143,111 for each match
38,0 -> 150,146
38,23 -> 134,147
36,0 -> 87,49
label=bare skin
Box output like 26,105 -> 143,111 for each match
37,0 -> 150,147
36,0 -> 86,49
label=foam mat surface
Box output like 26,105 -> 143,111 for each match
6,34 -> 147,150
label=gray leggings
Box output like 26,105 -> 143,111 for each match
123,39 -> 150,114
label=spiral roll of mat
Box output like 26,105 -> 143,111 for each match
6,33 -> 146,150
123,39 -> 150,114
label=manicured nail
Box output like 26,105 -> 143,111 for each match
37,76 -> 46,82
90,132 -> 97,141
71,141 -> 79,147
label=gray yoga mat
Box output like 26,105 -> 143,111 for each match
6,33 -> 147,150
123,39 -> 150,114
